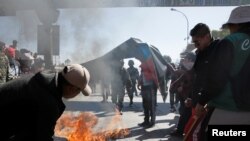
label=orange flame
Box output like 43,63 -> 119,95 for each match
55,111 -> 130,141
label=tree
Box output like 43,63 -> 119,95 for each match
211,29 -> 230,39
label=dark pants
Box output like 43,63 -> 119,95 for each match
111,86 -> 125,111
176,98 -> 192,133
9,58 -> 18,75
159,80 -> 168,102
141,85 -> 157,124
131,80 -> 138,96
101,84 -> 110,102
127,80 -> 137,104
170,91 -> 179,108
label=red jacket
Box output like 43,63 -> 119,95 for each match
5,46 -> 16,58
140,59 -> 158,86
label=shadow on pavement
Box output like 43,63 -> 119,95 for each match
124,126 -> 183,141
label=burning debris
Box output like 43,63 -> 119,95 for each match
95,128 -> 130,140
55,111 -> 130,141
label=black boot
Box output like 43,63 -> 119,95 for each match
138,121 -> 149,127
147,121 -> 155,128
129,100 -> 133,106
138,116 -> 149,127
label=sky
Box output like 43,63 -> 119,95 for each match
0,6 -> 236,67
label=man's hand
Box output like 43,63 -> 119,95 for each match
184,98 -> 192,107
195,103 -> 205,118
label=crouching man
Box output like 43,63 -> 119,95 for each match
0,64 -> 92,141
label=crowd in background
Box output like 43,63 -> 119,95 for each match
0,39 -> 45,83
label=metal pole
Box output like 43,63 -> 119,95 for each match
170,8 -> 189,46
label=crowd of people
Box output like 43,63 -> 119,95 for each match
0,40 -> 45,82
0,5 -> 249,141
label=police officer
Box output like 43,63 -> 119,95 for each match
110,60 -> 132,114
127,60 -> 139,106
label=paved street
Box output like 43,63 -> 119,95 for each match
63,90 -> 183,141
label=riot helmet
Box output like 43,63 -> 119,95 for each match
128,60 -> 134,66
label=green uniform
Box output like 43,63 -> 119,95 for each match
0,52 -> 9,84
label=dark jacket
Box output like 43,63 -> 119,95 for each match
169,67 -> 185,94
179,69 -> 195,100
0,72 -> 65,141
194,38 -> 239,106
127,66 -> 139,83
191,39 -> 221,106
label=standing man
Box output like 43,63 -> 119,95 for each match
184,23 -> 220,140
169,64 -> 183,112
169,52 -> 196,137
101,76 -> 111,103
190,23 -> 220,110
5,40 -> 19,76
137,59 -> 158,128
0,64 -> 92,141
110,60 -> 132,114
127,59 -> 139,106
162,55 -> 173,102
163,55 -> 178,110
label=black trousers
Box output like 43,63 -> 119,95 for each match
127,80 -> 137,103
141,85 -> 157,123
